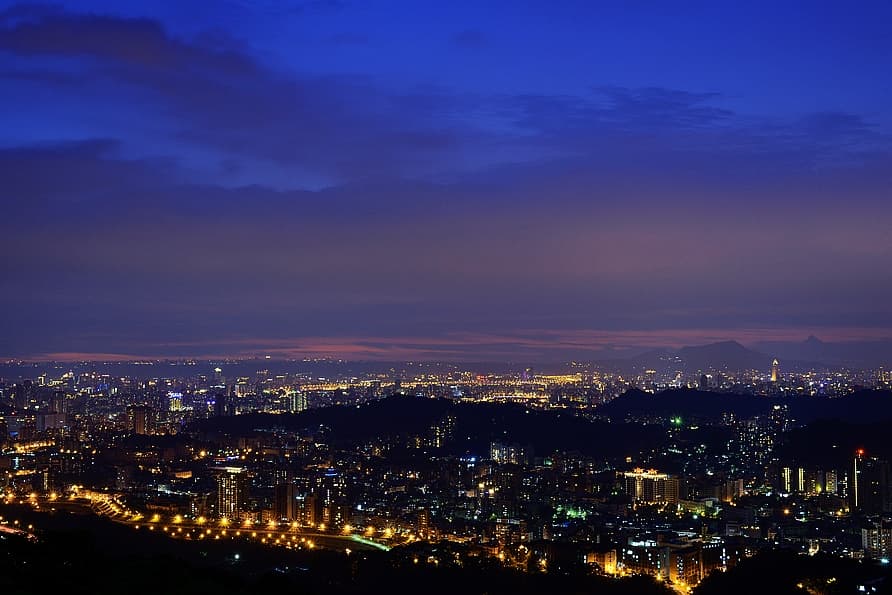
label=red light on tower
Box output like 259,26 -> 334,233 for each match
856,449 -> 865,456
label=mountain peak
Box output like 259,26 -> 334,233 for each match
676,340 -> 770,371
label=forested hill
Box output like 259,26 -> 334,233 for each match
190,395 -> 665,459
596,388 -> 892,424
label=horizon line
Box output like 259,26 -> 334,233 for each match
5,327 -> 892,364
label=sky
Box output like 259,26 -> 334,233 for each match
1,0 -> 891,362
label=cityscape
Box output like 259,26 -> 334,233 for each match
2,350 -> 892,593
3,1 -> 892,594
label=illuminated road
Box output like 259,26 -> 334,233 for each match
9,490 -> 391,553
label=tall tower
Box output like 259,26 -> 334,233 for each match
274,482 -> 296,521
771,359 -> 780,383
217,467 -> 249,520
852,450 -> 891,514
129,405 -> 152,435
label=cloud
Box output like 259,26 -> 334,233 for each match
1,8 -> 888,190
1,6 -> 891,360
0,10 -> 255,72
593,86 -> 734,130
0,9 -> 495,185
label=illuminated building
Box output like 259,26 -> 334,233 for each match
624,469 -> 680,504
862,519 -> 892,559
167,392 -> 183,412
771,358 -> 780,383
289,391 -> 308,413
622,541 -> 669,581
490,441 -> 529,465
824,469 -> 838,495
216,467 -> 249,519
129,405 -> 152,435
316,469 -> 349,527
669,544 -> 702,586
418,508 -> 431,538
300,494 -> 321,526
585,549 -> 617,574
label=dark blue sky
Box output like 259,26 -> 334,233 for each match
1,1 -> 891,361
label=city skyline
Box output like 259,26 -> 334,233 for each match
5,4 -> 892,592
2,1 -> 891,362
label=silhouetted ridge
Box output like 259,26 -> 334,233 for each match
676,340 -> 771,371
190,395 -> 665,459
599,388 -> 892,424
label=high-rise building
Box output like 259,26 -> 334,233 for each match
300,494 -> 321,527
216,467 -> 249,519
624,469 -> 680,504
13,381 -> 33,410
289,391 -> 308,413
852,451 -> 891,514
129,405 -> 152,435
213,393 -> 228,417
770,359 -> 780,383
490,441 -> 529,465
167,392 -> 183,412
274,482 -> 296,521
50,391 -> 66,414
862,519 -> 892,559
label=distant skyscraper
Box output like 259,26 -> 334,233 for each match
167,392 -> 183,412
825,469 -> 839,495
51,390 -> 66,414
13,381 -> 33,410
290,391 -> 308,413
129,405 -> 152,435
213,393 -> 232,417
771,359 -> 780,383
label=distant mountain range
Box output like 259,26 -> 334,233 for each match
598,340 -> 779,374
598,337 -> 892,373
753,335 -> 892,368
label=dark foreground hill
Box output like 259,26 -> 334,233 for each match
693,548 -> 891,595
1,505 -> 673,595
777,418 -> 892,467
191,396 -> 665,460
190,389 -> 892,460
